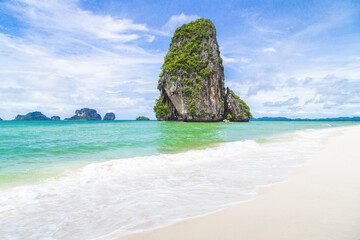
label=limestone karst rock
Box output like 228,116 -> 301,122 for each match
154,19 -> 251,122
103,112 -> 116,120
14,111 -> 50,120
224,87 -> 252,122
65,108 -> 101,120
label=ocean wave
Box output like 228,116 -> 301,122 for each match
0,127 -> 346,240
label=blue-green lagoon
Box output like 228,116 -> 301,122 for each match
0,120 -> 358,239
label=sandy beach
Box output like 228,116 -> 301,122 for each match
119,125 -> 360,240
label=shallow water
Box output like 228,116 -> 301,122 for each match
0,120 -> 358,239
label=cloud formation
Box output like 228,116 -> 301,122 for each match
221,1 -> 360,118
0,0 -> 359,119
262,47 -> 276,53
0,0 -> 164,119
162,13 -> 199,33
263,97 -> 299,107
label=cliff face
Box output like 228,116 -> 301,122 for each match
154,19 -> 251,122
155,19 -> 225,122
14,112 -> 50,120
224,87 -> 252,122
65,108 -> 101,120
103,112 -> 115,120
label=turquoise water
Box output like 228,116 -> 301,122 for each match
0,120 -> 358,188
0,120 -> 359,240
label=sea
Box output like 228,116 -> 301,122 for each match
0,120 -> 358,239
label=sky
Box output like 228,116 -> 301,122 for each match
0,0 -> 359,120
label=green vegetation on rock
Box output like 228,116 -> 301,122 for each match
224,112 -> 232,120
65,108 -> 101,120
156,19 -> 224,121
230,90 -> 252,119
154,97 -> 169,119
14,112 -> 50,121
154,18 -> 250,122
161,19 -> 221,79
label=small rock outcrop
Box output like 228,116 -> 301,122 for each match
154,19 -> 251,122
65,108 -> 101,120
0,117 -> 2,121
224,87 -> 252,122
14,111 -> 50,120
103,112 -> 115,120
136,116 -> 150,120
51,116 -> 60,121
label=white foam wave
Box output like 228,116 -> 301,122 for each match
0,127 -> 346,240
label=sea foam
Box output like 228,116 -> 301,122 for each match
0,127 -> 345,240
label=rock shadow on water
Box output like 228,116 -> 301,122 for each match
154,121 -> 226,153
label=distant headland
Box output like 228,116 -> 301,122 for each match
252,117 -> 360,121
154,19 -> 252,122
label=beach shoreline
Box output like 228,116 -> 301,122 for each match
119,125 -> 360,240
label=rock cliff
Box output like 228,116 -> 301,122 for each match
103,112 -> 115,120
0,118 -> 2,121
154,19 -> 251,122
51,116 -> 60,121
14,111 -> 50,120
224,87 -> 252,122
65,108 -> 101,120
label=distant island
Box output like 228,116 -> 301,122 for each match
103,112 -> 116,120
154,19 -> 251,122
14,111 -> 50,121
6,111 -> 359,122
252,117 -> 360,121
65,108 -> 102,120
9,108 -> 116,121
0,117 -> 2,121
136,116 -> 150,120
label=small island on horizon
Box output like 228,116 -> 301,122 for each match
136,116 -> 150,120
1,112 -> 359,121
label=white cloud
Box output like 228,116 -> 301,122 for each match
7,0 -> 149,42
1,1 -> 359,120
0,0 -> 164,120
162,13 -> 199,34
221,56 -> 236,63
219,4 -> 360,118
262,47 -> 276,53
239,57 -> 250,63
222,56 -> 250,64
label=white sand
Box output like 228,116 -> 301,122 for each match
119,125 -> 360,240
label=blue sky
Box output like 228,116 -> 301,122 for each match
0,0 -> 359,120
